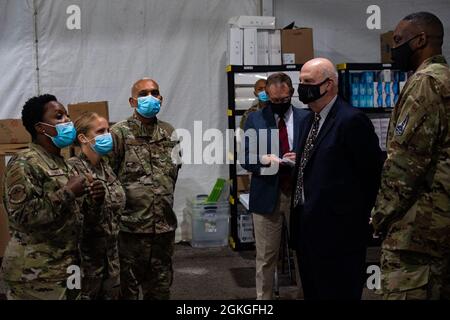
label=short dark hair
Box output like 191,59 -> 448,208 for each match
403,12 -> 444,46
266,72 -> 293,89
22,94 -> 57,139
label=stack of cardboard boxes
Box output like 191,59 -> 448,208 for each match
228,16 -> 314,66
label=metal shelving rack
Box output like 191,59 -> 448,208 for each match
226,64 -> 303,251
336,62 -> 405,115
336,62 -> 409,149
337,62 -> 410,246
227,63 -> 402,250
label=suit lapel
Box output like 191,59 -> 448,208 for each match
298,112 -> 313,152
261,106 -> 277,154
292,108 -> 302,152
262,105 -> 277,129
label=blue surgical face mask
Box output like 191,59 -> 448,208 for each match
137,95 -> 161,118
257,90 -> 269,102
40,121 -> 77,148
89,133 -> 113,156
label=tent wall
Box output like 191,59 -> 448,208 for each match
274,0 -> 449,63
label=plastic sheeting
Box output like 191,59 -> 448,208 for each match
0,0 -> 258,241
0,0 -> 36,118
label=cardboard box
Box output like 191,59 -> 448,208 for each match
0,119 -> 31,144
68,101 -> 109,122
0,144 -> 29,154
380,31 -> 394,63
237,174 -> 250,193
281,28 -> 314,64
229,16 -> 276,29
228,28 -> 243,65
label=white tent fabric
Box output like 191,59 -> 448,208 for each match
274,0 -> 450,63
0,0 -> 36,118
0,0 -> 258,241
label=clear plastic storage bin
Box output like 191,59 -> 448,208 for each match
185,195 -> 230,248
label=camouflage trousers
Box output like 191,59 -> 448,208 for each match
119,231 -> 175,300
381,249 -> 450,300
80,274 -> 120,300
5,280 -> 79,300
80,236 -> 121,300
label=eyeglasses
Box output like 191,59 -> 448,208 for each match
137,89 -> 160,98
270,96 -> 291,104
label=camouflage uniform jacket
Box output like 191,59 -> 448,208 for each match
1,143 -> 81,283
109,114 -> 180,234
68,153 -> 126,278
371,55 -> 450,257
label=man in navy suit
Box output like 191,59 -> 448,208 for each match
242,73 -> 309,300
290,58 -> 383,300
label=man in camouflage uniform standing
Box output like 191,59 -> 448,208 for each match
109,78 -> 180,300
372,12 -> 450,300
239,79 -> 268,129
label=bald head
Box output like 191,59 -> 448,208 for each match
299,58 -> 338,112
131,78 -> 159,97
129,78 -> 163,109
301,58 -> 338,83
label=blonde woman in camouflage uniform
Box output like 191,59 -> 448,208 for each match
1,95 -> 86,300
69,112 -> 126,300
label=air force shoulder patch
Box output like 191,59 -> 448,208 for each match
395,115 -> 409,136
8,184 -> 27,204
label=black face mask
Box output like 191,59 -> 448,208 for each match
270,101 -> 291,116
298,78 -> 329,104
391,34 -> 422,72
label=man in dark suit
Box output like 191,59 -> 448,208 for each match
242,73 -> 309,300
290,58 -> 383,300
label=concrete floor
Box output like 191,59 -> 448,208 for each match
171,243 -> 381,300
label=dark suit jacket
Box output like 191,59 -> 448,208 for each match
290,97 -> 383,256
242,105 -> 309,214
